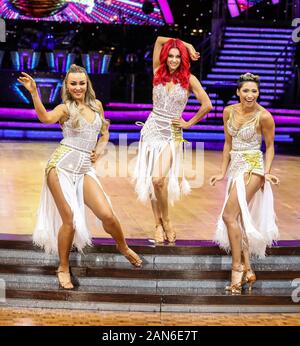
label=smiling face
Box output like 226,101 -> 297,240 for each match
66,72 -> 88,102
237,81 -> 259,109
166,48 -> 181,73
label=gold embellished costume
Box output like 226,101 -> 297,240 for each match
33,109 -> 110,254
215,108 -> 278,258
134,83 -> 191,205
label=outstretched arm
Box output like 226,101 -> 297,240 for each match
18,72 -> 66,124
172,75 -> 213,129
153,36 -> 200,73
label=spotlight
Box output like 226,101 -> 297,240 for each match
142,0 -> 154,15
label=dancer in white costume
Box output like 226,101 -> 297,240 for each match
18,65 -> 142,290
134,36 -> 212,244
210,73 -> 279,294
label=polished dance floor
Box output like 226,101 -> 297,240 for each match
0,141 -> 299,240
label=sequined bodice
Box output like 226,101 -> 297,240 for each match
152,83 -> 188,117
61,112 -> 102,153
227,110 -> 262,151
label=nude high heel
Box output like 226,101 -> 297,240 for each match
161,220 -> 176,243
154,224 -> 165,244
225,265 -> 245,295
116,245 -> 142,267
56,269 -> 74,290
242,268 -> 256,291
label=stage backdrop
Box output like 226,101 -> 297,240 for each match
0,71 -> 111,106
0,0 -> 173,25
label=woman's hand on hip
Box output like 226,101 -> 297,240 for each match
172,118 -> 190,129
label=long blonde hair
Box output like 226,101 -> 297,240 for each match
61,64 -> 109,134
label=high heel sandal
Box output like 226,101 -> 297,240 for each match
69,266 -> 80,288
161,220 -> 176,243
242,268 -> 256,291
116,245 -> 142,267
56,269 -> 74,290
154,224 -> 165,244
225,265 -> 245,294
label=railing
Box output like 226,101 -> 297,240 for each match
227,0 -> 299,20
189,0 -> 226,80
274,38 -> 297,101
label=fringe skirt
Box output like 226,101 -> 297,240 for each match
33,145 -> 112,254
133,112 -> 191,205
214,150 -> 279,258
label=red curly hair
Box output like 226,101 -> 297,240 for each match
153,38 -> 190,90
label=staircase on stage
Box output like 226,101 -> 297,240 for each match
0,235 -> 299,313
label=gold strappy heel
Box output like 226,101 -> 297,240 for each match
116,245 -> 142,267
56,269 -> 74,290
154,224 -> 165,243
225,265 -> 245,294
162,220 -> 176,243
242,268 -> 256,291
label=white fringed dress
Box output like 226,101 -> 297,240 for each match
33,110 -> 111,254
215,109 -> 279,258
134,83 -> 191,205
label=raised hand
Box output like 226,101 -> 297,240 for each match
17,72 -> 37,94
187,44 -> 200,61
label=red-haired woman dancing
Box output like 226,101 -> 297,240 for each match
134,36 -> 212,243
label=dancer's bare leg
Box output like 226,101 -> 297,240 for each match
152,145 -> 172,221
241,234 -> 251,270
152,145 -> 175,242
222,173 -> 264,287
83,174 -> 142,267
47,168 -> 74,289
150,199 -> 162,226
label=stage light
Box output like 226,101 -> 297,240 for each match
10,49 -> 40,70
142,1 -> 154,15
7,0 -> 67,18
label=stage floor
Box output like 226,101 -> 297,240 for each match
0,141 -> 299,240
